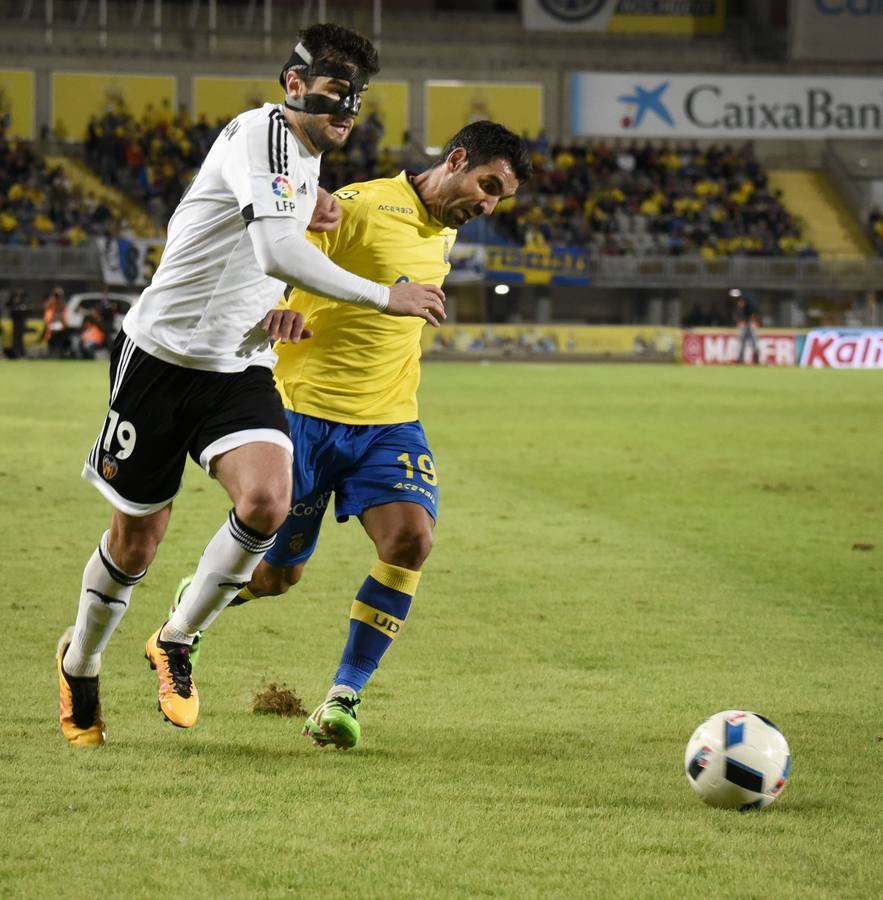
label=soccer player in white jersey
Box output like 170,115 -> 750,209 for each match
55,23 -> 447,747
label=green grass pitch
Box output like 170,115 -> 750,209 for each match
0,360 -> 881,898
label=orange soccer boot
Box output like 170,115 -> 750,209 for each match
56,627 -> 106,747
145,626 -> 200,728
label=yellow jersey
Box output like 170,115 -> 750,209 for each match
273,170 -> 456,424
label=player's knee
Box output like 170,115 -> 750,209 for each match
235,490 -> 290,535
114,541 -> 157,575
381,526 -> 433,570
109,524 -> 163,574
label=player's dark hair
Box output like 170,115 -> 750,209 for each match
436,121 -> 533,183
298,23 -> 380,81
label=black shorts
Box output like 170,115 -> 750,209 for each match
82,332 -> 292,516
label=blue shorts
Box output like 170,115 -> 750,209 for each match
265,411 -> 439,568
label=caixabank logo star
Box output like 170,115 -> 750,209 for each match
618,81 -> 675,130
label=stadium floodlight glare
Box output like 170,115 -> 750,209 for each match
728,288 -> 742,298
494,284 -> 510,295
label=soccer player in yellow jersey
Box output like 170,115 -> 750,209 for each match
180,121 -> 531,748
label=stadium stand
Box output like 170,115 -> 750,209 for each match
491,140 -> 817,258
766,170 -> 872,259
83,102 -> 219,232
67,109 -> 819,262
0,132 -> 128,247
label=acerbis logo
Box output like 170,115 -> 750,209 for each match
272,176 -> 293,198
538,0 -> 608,23
618,82 -> 675,130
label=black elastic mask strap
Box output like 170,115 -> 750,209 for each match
284,91 -> 362,118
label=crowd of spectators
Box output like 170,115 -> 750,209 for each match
82,100 -> 414,230
91,105 -> 812,260
84,98 -> 218,231
0,126 -> 122,247
491,137 -> 817,258
6,95 -> 818,261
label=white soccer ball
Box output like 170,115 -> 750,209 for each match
684,710 -> 791,810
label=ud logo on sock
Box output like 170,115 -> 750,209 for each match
372,613 -> 400,635
102,454 -> 118,480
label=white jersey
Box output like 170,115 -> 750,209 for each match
123,103 -> 318,372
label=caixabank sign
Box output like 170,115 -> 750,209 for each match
571,73 -> 883,138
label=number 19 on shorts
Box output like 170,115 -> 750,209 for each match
102,409 -> 137,460
396,451 -> 437,485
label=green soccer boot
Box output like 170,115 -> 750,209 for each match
168,576 -> 201,668
302,691 -> 361,750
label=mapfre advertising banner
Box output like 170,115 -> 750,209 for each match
681,330 -> 798,366
571,72 -> 883,138
523,0 -> 724,34
799,330 -> 883,368
791,1 -> 883,62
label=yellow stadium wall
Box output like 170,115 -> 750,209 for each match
423,81 -> 543,152
0,69 -> 35,140
51,72 -> 177,141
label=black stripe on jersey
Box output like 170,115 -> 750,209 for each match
268,109 -> 287,174
274,116 -> 284,174
241,204 -> 255,224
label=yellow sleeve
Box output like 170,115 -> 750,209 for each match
281,191 -> 370,309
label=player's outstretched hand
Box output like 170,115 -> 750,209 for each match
307,187 -> 342,233
386,282 -> 446,327
260,309 -> 313,343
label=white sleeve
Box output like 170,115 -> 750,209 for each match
248,217 -> 390,311
220,109 -> 307,224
